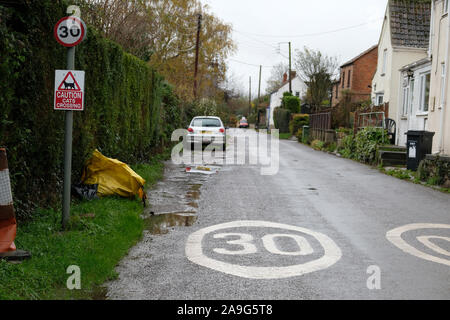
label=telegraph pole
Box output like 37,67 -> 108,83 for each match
278,42 -> 293,93
257,65 -> 262,129
193,13 -> 202,100
288,42 -> 292,94
258,65 -> 262,103
248,76 -> 252,116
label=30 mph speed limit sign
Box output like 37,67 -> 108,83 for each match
54,16 -> 86,47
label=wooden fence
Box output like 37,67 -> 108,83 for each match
309,112 -> 336,143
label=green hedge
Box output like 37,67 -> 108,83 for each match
0,1 -> 183,219
289,114 -> 309,136
337,128 -> 389,164
282,95 -> 301,114
418,156 -> 450,186
273,108 -> 291,134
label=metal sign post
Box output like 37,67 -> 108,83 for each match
62,48 -> 75,230
54,6 -> 86,230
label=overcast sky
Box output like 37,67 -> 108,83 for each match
202,0 -> 388,96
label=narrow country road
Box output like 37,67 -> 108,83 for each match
107,129 -> 450,300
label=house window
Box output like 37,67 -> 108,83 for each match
444,0 -> 449,14
376,94 -> 384,106
295,91 -> 300,97
335,84 -> 339,99
347,70 -> 351,88
342,72 -> 345,88
409,78 -> 415,114
419,72 -> 431,112
402,77 -> 410,116
382,49 -> 387,75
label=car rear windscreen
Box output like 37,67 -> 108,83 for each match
192,118 -> 221,127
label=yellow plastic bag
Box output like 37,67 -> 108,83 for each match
82,150 -> 146,199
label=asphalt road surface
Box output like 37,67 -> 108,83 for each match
107,129 -> 450,300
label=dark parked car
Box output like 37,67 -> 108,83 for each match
239,119 -> 249,129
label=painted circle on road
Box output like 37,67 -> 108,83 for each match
386,223 -> 450,267
185,220 -> 342,279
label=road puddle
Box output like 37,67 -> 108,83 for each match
141,162 -> 221,236
144,212 -> 198,235
186,190 -> 200,200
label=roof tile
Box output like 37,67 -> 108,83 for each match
389,0 -> 431,48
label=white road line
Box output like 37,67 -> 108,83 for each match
386,223 -> 450,267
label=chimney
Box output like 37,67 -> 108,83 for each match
282,72 -> 288,84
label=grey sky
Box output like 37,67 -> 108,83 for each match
202,0 -> 388,96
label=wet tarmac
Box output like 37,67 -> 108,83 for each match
107,129 -> 450,300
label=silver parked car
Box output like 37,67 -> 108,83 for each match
187,116 -> 227,149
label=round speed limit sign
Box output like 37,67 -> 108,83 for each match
54,16 -> 86,47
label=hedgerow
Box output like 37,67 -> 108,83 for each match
0,1 -> 184,219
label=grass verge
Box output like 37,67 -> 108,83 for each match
0,157 -> 165,300
279,133 -> 293,140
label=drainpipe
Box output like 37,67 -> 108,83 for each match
429,0 -> 435,59
438,1 -> 450,153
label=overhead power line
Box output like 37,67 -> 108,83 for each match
228,58 -> 274,68
234,31 -> 278,49
233,17 -> 384,39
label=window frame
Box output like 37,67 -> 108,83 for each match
409,78 -> 415,115
402,77 -> 410,116
376,94 -> 384,106
418,72 -> 431,113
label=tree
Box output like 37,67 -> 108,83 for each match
294,47 -> 339,112
80,0 -> 236,101
265,62 -> 289,94
79,0 -> 154,59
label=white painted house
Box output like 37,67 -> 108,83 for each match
398,58 -> 432,146
397,0 -> 450,153
267,76 -> 306,128
426,0 -> 450,154
372,0 -> 432,146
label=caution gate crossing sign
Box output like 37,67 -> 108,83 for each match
54,70 -> 85,111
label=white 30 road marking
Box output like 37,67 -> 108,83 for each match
417,236 -> 450,257
262,234 -> 314,256
386,223 -> 450,267
185,221 -> 342,280
213,233 -> 258,255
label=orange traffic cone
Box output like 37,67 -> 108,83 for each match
0,148 -> 30,261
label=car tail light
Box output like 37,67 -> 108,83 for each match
219,128 -> 225,133
188,128 -> 194,133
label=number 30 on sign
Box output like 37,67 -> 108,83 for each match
54,16 -> 87,48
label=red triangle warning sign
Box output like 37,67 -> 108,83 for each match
57,72 -> 82,91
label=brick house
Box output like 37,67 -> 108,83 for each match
331,45 -> 378,107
